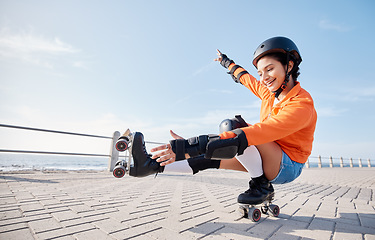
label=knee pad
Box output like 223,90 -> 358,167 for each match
219,115 -> 248,133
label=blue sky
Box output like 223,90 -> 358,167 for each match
1,0 -> 375,160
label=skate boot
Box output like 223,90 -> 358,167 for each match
129,132 -> 165,177
187,155 -> 221,174
237,174 -> 274,205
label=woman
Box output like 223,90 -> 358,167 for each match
133,36 -> 317,205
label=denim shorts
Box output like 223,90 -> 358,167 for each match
270,151 -> 305,184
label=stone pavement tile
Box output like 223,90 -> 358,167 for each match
28,217 -> 63,234
0,226 -> 34,240
35,223 -> 96,240
286,208 -> 314,223
308,218 -> 335,232
93,218 -> 129,234
245,220 -> 282,239
0,213 -> 50,230
109,223 -> 162,240
359,215 -> 375,228
207,225 -> 263,240
356,203 -> 375,213
147,226 -> 194,240
0,208 -> 22,220
291,228 -> 333,240
332,231 -> 363,240
0,221 -> 29,234
215,214 -> 258,233
276,202 -> 298,219
357,188 -> 373,200
365,233 -> 375,240
19,202 -> 45,213
335,221 -> 375,235
342,187 -> 361,199
329,186 -> 350,199
180,221 -> 225,239
68,203 -> 93,213
0,195 -> 17,205
74,228 -> 115,240
337,198 -> 355,209
319,186 -> 341,199
315,201 -> 337,218
268,225 -> 303,240
13,191 -> 34,201
353,199 -> 370,205
337,207 -> 359,221
124,214 -> 166,229
38,198 -> 61,207
59,213 -> 109,228
23,207 -> 71,217
51,209 -> 83,222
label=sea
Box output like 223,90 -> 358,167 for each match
0,153 -> 108,172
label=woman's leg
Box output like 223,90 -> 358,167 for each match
219,158 -> 247,172
255,142 -> 283,181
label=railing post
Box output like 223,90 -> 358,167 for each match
108,131 -> 121,172
340,157 -> 344,168
306,158 -> 310,168
329,156 -> 333,168
358,158 -> 362,168
350,158 -> 353,168
368,158 -> 371,168
318,155 -> 322,168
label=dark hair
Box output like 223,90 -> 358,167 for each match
265,52 -> 300,81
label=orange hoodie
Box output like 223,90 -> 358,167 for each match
220,64 -> 317,164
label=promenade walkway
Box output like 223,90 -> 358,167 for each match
1,168 -> 374,240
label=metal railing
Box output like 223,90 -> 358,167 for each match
0,124 -> 166,171
305,155 -> 372,168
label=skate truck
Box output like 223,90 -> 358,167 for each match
112,129 -> 133,178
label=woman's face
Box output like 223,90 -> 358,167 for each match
257,56 -> 287,92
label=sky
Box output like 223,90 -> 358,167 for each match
1,0 -> 375,160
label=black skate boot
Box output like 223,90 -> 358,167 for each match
187,155 -> 221,174
129,132 -> 165,177
237,174 -> 274,205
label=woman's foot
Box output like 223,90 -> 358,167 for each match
237,174 -> 274,205
129,132 -> 164,177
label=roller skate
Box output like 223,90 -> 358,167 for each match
113,129 -> 164,178
236,174 -> 279,222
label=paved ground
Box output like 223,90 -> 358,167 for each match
0,168 -> 374,240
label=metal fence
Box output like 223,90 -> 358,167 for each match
0,124 -> 372,171
305,155 -> 372,168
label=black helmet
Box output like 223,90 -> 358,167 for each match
252,36 -> 302,68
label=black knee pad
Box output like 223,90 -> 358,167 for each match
219,115 -> 248,133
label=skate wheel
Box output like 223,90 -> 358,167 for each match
116,139 -> 129,152
249,208 -> 261,222
269,204 -> 280,217
113,165 -> 126,178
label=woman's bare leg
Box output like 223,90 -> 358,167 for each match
219,158 -> 247,172
255,142 -> 283,180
